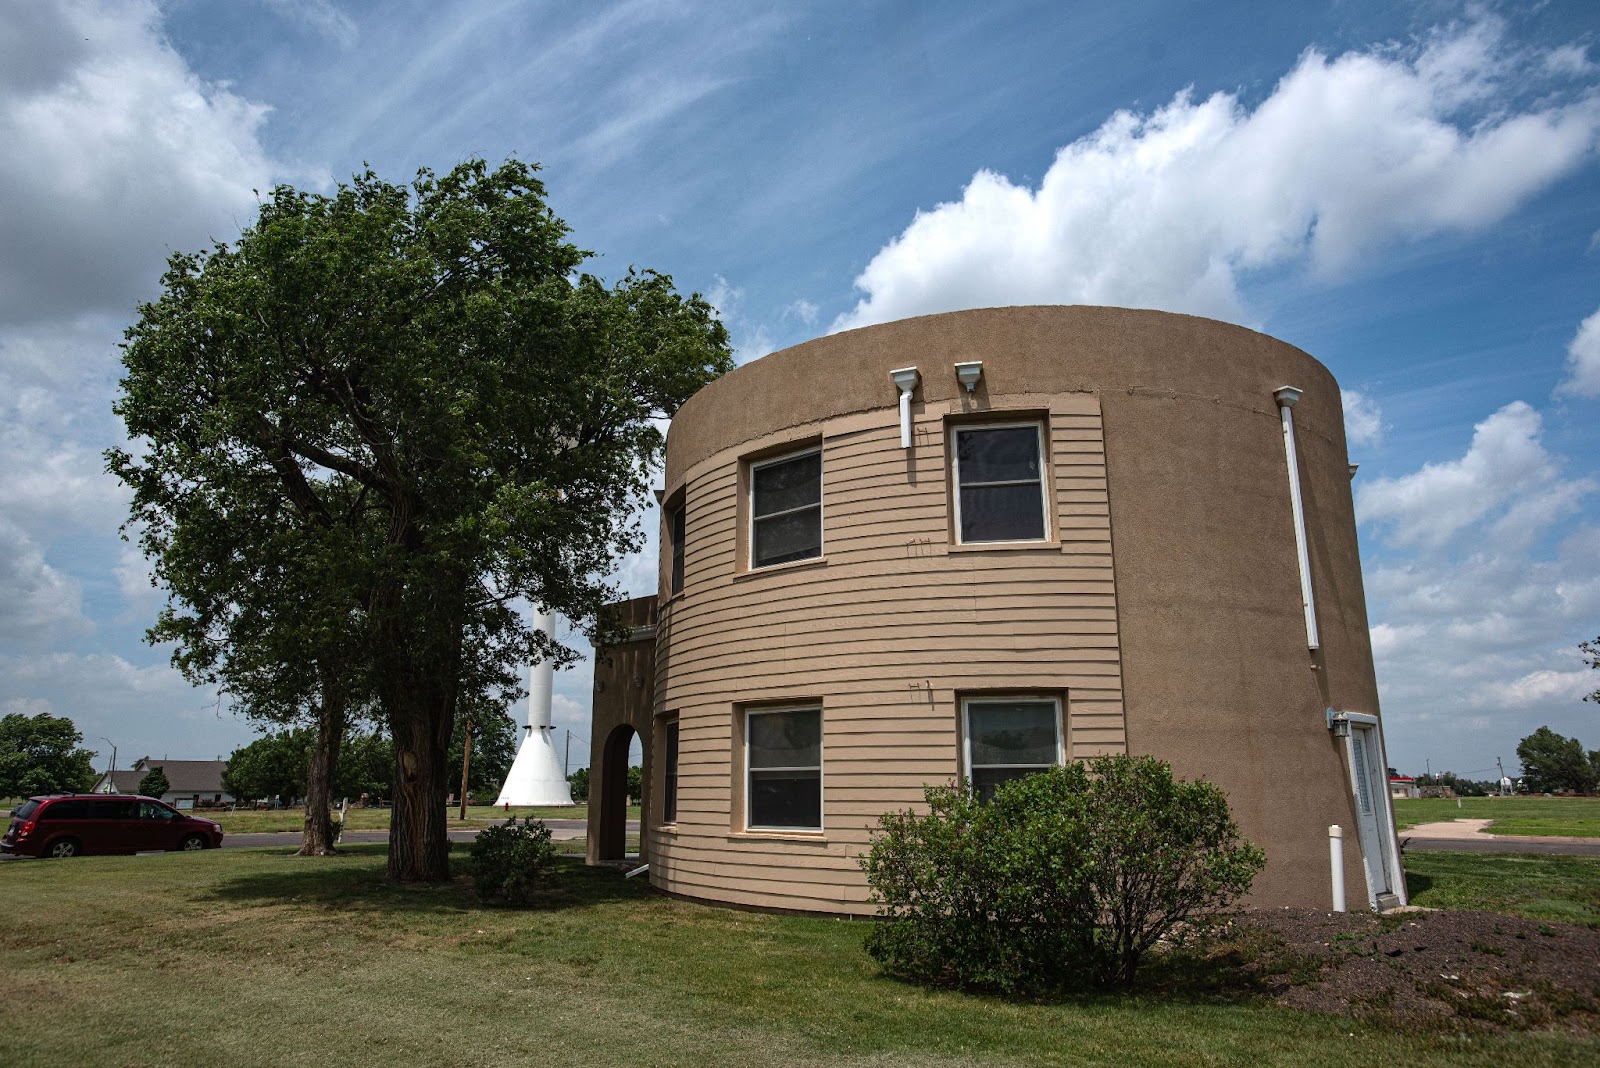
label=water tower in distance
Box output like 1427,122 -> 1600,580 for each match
494,608 -> 575,807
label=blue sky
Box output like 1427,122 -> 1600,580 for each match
1,0 -> 1597,781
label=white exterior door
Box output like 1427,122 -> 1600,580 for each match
1347,722 -> 1395,902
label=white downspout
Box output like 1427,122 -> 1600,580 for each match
1328,824 -> 1346,912
890,367 -> 920,449
1274,386 -> 1320,651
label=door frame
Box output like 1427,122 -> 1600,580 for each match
1336,711 -> 1406,909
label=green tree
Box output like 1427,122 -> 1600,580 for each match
137,765 -> 170,798
0,713 -> 97,797
567,766 -> 590,803
1516,726 -> 1598,794
335,730 -> 394,802
449,698 -> 518,802
1583,636 -> 1599,705
627,764 -> 643,804
110,159 -> 731,881
223,730 -> 312,807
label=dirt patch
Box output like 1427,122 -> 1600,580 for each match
1204,907 -> 1600,1034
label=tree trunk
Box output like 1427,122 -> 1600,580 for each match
298,684 -> 346,857
386,685 -> 454,882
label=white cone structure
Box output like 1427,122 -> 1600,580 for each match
494,608 -> 575,806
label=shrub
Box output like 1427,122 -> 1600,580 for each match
470,817 -> 555,905
860,754 -> 1265,993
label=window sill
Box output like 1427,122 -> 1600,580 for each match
733,555 -> 828,581
945,540 -> 1059,554
726,829 -> 829,843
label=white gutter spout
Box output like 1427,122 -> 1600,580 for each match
890,367 -> 920,449
1274,386 -> 1320,651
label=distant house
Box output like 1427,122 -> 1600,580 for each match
1388,776 -> 1420,800
91,758 -> 232,806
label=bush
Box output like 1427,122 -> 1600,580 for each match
860,755 -> 1265,993
470,817 -> 556,905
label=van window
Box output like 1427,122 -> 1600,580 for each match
40,799 -> 90,821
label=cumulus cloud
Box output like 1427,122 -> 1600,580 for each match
1342,389 -> 1383,449
0,519 -> 91,645
1355,402 -> 1592,549
0,0 -> 286,325
1555,305 -> 1600,398
834,18 -> 1600,332
1359,405 -> 1600,775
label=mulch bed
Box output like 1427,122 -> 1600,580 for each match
1201,907 -> 1600,1034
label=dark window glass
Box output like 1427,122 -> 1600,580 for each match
90,799 -> 138,819
669,506 -> 686,595
40,799 -> 89,821
15,800 -> 40,819
747,708 -> 822,829
954,425 -> 1046,542
966,699 -> 1059,803
752,450 -> 822,567
663,719 -> 680,823
139,802 -> 178,821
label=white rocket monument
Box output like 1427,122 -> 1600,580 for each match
494,607 -> 575,807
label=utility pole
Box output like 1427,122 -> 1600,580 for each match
564,729 -> 571,779
99,737 -> 117,790
458,713 -> 473,821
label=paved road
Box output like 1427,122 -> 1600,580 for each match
1402,835 -> 1600,857
221,817 -> 637,850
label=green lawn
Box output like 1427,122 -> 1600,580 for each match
1,848 -> 1596,1067
1393,796 -> 1600,837
1404,851 -> 1600,926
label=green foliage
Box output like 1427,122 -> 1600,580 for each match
110,157 -> 732,881
450,700 -> 518,800
470,817 -> 556,905
223,730 -> 312,804
1517,726 -> 1598,794
335,730 -> 394,801
861,755 -> 1265,993
627,764 -> 643,804
1415,771 -> 1497,796
1583,637 -> 1599,705
567,766 -> 590,802
0,713 -> 97,797
137,765 -> 170,798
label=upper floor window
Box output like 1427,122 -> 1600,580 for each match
751,447 -> 822,568
951,422 -> 1048,543
746,705 -> 822,830
669,505 -> 686,595
962,695 -> 1062,803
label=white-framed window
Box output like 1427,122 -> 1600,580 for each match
962,695 -> 1063,803
668,504 -> 686,595
750,446 -> 822,568
745,705 -> 822,830
950,421 -> 1049,543
662,715 -> 680,823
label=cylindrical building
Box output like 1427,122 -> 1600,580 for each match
589,305 -> 1403,915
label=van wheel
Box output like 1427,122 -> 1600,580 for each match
179,834 -> 207,851
46,838 -> 80,858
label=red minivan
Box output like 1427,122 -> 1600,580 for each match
2,794 -> 224,858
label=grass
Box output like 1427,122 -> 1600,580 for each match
201,803 -> 639,834
1403,851 -> 1600,927
1393,796 -> 1600,837
2,848 -> 1596,1067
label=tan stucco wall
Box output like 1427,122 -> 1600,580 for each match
625,305 -> 1389,914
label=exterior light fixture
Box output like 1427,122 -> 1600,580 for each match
890,366 -> 920,449
954,360 -> 983,393
1326,708 -> 1350,738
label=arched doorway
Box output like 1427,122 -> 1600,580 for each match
594,723 -> 639,862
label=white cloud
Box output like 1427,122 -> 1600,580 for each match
0,519 -> 91,645
1555,305 -> 1600,398
1355,401 -> 1591,549
0,0 -> 288,325
834,18 -> 1600,332
257,0 -> 358,48
1342,389 -> 1383,449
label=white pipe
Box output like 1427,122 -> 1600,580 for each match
890,367 -> 920,449
1329,824 -> 1346,912
1274,386 -> 1320,650
529,607 -> 556,732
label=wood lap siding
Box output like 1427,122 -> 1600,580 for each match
651,392 -> 1128,913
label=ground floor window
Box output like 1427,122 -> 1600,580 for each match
662,716 -> 680,823
746,706 -> 822,830
962,695 -> 1062,802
